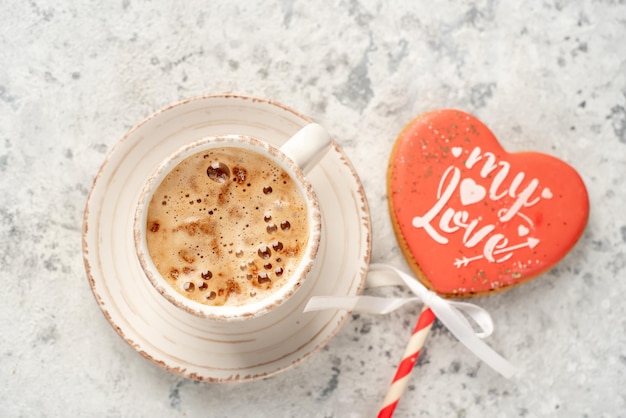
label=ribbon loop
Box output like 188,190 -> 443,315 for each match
303,263 -> 519,378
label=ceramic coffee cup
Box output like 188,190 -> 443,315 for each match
134,124 -> 331,321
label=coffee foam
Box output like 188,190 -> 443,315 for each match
145,146 -> 309,307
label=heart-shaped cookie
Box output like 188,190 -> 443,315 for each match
387,110 -> 589,298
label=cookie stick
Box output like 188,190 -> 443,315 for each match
378,307 -> 435,418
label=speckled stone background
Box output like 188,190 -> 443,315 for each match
1,1 -> 625,417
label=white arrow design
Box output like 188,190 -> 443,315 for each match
454,237 -> 540,268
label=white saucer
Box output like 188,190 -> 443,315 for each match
82,94 -> 372,382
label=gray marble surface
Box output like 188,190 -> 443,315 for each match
1,1 -> 625,417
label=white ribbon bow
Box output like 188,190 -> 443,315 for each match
304,263 -> 519,378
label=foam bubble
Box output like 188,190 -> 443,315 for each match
206,162 -> 230,183
232,166 -> 247,184
258,245 -> 271,259
258,272 -> 271,284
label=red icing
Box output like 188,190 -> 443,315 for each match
388,110 -> 589,297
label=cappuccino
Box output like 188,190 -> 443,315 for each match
145,146 -> 309,307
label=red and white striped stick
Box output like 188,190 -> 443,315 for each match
378,306 -> 436,418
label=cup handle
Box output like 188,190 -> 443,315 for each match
280,123 -> 332,175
